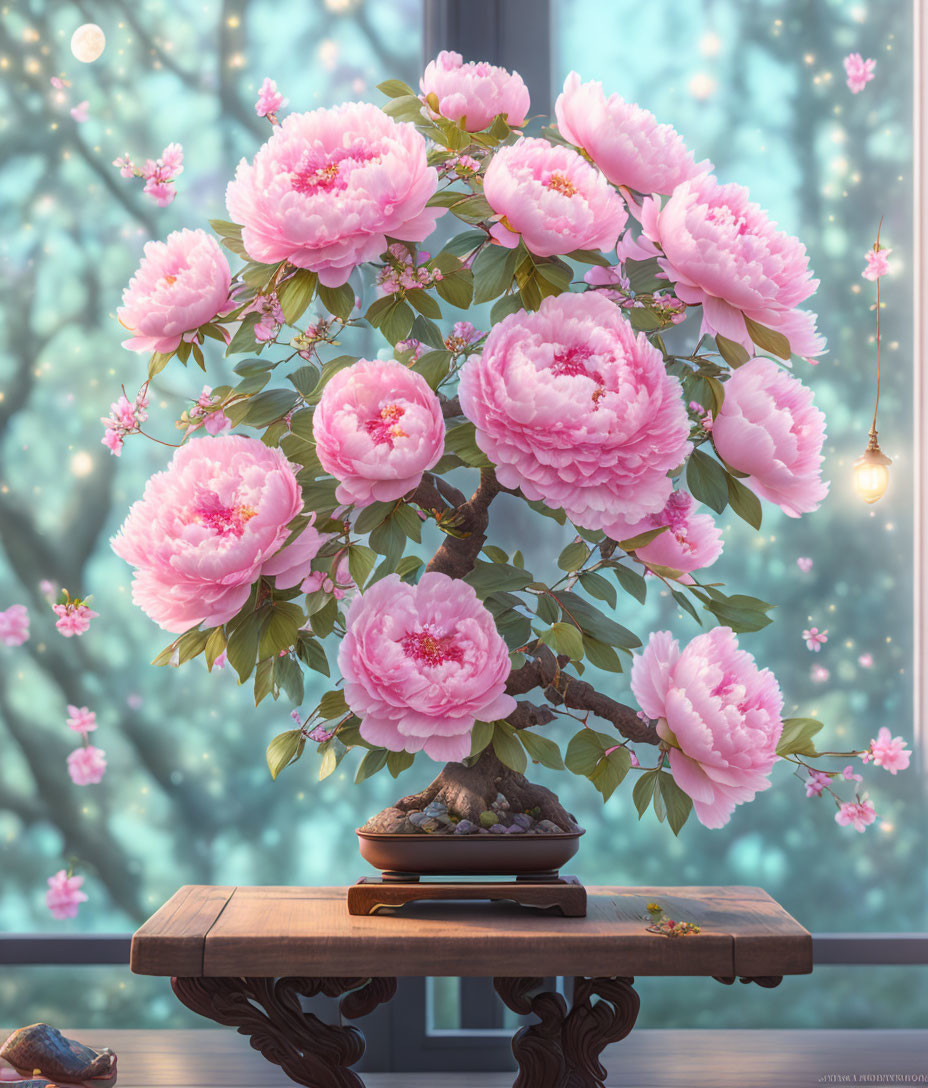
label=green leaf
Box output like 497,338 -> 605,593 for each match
566,248 -> 611,267
405,288 -> 442,319
434,267 -> 474,309
381,94 -> 425,123
624,257 -> 665,293
744,316 -> 791,361
257,602 -> 304,659
564,728 -> 615,776
299,636 -> 330,677
472,244 -> 520,303
658,772 -> 693,834
582,634 -> 623,673
355,747 -> 389,784
378,78 -> 416,98
266,729 -> 305,780
671,589 -> 703,626
558,541 -> 589,572
275,655 -> 304,705
347,545 -> 377,589
205,627 -> 227,671
380,299 -> 415,345
449,193 -> 495,222
409,314 -> 447,350
610,564 -> 647,605
469,719 -> 496,757
539,621 -> 585,661
318,744 -> 340,780
490,293 -> 524,324
226,612 -> 263,683
578,570 -> 617,609
319,689 -> 349,720
317,282 -> 356,321
776,717 -> 824,758
726,474 -> 763,530
632,770 -> 659,818
440,230 -> 486,258
226,312 -> 261,356
369,516 -> 406,564
393,502 -> 423,542
148,350 -> 174,379
616,527 -> 668,551
590,746 -> 632,802
387,749 -> 416,778
278,269 -> 317,325
464,560 -> 534,597
715,333 -> 751,368
245,388 -> 299,427
518,729 -> 565,770
686,449 -> 729,514
413,349 -> 453,389
354,500 -> 396,535
300,477 -> 339,517
444,420 -> 492,467
555,590 -> 640,649
492,723 -> 528,774
703,592 -> 775,633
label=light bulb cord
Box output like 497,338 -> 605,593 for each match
871,216 -> 884,438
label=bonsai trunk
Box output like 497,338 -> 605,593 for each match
360,749 -> 580,833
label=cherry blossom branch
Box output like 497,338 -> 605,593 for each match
506,644 -> 659,746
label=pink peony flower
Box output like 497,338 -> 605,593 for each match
483,137 -> 627,257
624,175 -> 825,359
46,870 -> 88,920
459,291 -> 690,528
844,53 -> 876,93
67,744 -> 107,785
225,103 -> 443,287
66,705 -> 97,734
313,359 -> 445,508
863,247 -> 891,281
555,72 -> 711,195
605,490 -> 722,582
420,51 -> 530,131
112,436 -> 318,632
861,726 -> 911,774
797,556 -> 813,572
255,76 -> 288,120
631,627 -> 784,828
805,770 -> 831,797
802,626 -> 828,652
118,228 -> 234,354
0,604 -> 29,646
52,602 -> 98,637
338,572 -> 516,761
711,358 -> 828,518
835,798 -> 876,832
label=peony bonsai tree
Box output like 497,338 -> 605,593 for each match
107,54 -> 908,842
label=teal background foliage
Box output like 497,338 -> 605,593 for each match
0,0 -> 924,1029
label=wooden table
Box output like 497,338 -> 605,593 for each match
131,885 -> 812,1088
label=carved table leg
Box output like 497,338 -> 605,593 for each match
171,975 -> 397,1088
494,976 -> 640,1088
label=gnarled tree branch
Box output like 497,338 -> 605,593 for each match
425,467 -> 502,579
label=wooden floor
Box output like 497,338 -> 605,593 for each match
32,1028 -> 928,1087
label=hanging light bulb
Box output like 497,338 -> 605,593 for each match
853,218 -> 892,504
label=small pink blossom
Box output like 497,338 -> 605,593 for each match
459,292 -> 691,529
395,337 -> 424,360
712,358 -> 828,518
631,627 -> 784,828
52,601 -> 98,637
442,154 -> 481,178
113,154 -> 135,179
255,77 -> 288,121
115,143 -> 183,205
226,103 -> 443,287
45,870 -> 87,920
805,770 -> 831,797
802,627 -> 828,652
858,652 -> 874,668
797,557 -> 814,573
143,178 -> 176,207
69,100 -> 89,122
302,553 -> 354,599
844,53 -> 876,94
628,750 -> 640,768
863,247 -> 891,281
50,76 -> 68,90
118,228 -> 235,355
835,798 -> 877,832
810,665 -> 830,683
861,726 -> 911,774
339,572 -> 516,762
688,401 -> 714,432
39,580 -> 57,599
101,388 -> 150,457
484,137 -> 627,257
67,744 -> 107,785
112,436 -> 318,632
584,263 -> 630,299
444,321 -> 482,353
307,723 -> 336,743
0,604 -> 30,647
314,359 -> 445,508
66,705 -> 97,735
420,51 -> 530,131
841,765 -> 863,783
378,243 -> 442,294
606,490 -> 723,583
556,71 -> 711,195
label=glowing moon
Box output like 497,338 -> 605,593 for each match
70,23 -> 106,63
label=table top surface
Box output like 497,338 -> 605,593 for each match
130,885 -> 811,979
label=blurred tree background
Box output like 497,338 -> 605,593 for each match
0,0 -> 924,1030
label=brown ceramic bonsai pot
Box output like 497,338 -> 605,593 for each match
357,827 -> 585,877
